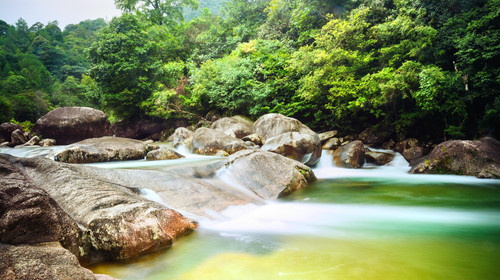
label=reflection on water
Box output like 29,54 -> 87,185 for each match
91,154 -> 500,280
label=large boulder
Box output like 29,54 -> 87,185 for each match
0,157 -> 81,247
253,113 -> 322,166
192,127 -> 248,155
253,113 -> 316,140
260,132 -> 322,166
2,154 -> 196,264
221,150 -> 316,199
0,123 -> 23,144
168,127 -> 194,147
54,136 -> 148,163
0,243 -> 97,280
32,107 -> 112,145
410,137 -> 500,178
333,140 -> 365,168
211,116 -> 254,139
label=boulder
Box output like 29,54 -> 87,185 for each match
39,138 -> 56,147
2,154 -> 197,264
19,136 -> 40,146
410,137 -> 500,178
323,137 -> 342,150
0,123 -> 23,143
365,149 -> 395,165
146,148 -> 185,161
333,140 -> 365,168
0,243 -> 97,280
168,127 -> 194,147
32,107 -> 112,145
394,138 -> 425,162
253,113 -> 321,165
253,113 -> 316,141
211,116 -> 254,139
261,132 -> 322,166
0,157 -> 81,247
54,136 -> 148,163
318,130 -> 338,144
10,129 -> 27,146
192,127 -> 247,156
222,150 -> 316,199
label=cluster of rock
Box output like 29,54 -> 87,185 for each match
1,106 -> 499,278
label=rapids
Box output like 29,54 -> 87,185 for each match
2,145 -> 499,279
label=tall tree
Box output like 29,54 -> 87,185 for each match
114,0 -> 199,26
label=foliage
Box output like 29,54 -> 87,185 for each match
115,0 -> 199,26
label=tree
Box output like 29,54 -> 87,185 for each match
87,14 -> 174,119
115,0 -> 199,26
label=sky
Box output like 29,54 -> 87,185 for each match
0,0 -> 122,29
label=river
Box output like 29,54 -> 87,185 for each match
2,146 -> 499,279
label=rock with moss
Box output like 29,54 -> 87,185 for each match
410,137 -> 500,178
394,138 -> 425,162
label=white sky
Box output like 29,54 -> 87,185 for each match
0,0 -> 122,29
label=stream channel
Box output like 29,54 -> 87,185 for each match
2,146 -> 500,280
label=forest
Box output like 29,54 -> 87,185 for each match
0,0 -> 498,141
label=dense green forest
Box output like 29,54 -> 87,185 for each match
1,0 -> 498,141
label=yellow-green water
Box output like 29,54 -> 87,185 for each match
91,178 -> 500,280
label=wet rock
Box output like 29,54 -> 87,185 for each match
211,116 -> 254,139
32,107 -> 112,145
357,127 -> 394,146
261,132 -> 322,166
146,148 -> 185,160
168,127 -> 194,147
333,140 -> 365,168
192,127 -> 247,156
215,150 -> 230,157
394,138 -> 425,162
323,137 -> 342,150
54,136 -> 148,163
318,130 -> 338,144
39,138 -> 56,147
410,137 -> 500,178
381,139 -> 395,150
365,149 -> 395,165
0,123 -> 23,144
0,243 -> 97,280
10,129 -> 27,146
222,150 -> 316,199
2,155 -> 196,264
253,113 -> 321,166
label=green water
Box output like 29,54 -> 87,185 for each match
92,177 -> 500,280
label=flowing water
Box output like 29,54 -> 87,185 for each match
2,146 -> 500,279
